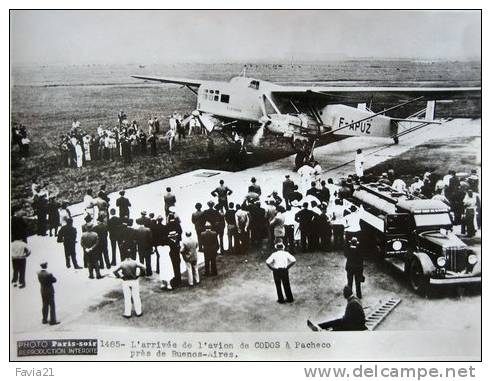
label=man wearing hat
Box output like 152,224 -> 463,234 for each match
80,224 -> 102,279
116,190 -> 131,220
93,214 -> 111,269
345,237 -> 364,299
266,242 -> 296,304
107,208 -> 123,266
248,177 -> 261,196
135,210 -> 151,227
307,286 -> 367,331
37,261 -> 60,325
295,202 -> 316,252
282,174 -> 295,210
134,219 -> 154,276
56,218 -> 82,269
201,222 -> 219,276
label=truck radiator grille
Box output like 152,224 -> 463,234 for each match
445,247 -> 467,272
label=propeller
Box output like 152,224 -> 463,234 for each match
252,115 -> 271,146
181,109 -> 201,127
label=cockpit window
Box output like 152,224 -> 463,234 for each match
249,80 -> 260,90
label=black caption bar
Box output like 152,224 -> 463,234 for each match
17,339 -> 98,357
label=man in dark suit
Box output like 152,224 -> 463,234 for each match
201,222 -> 219,276
295,202 -> 316,252
134,221 -> 154,276
307,286 -> 367,331
167,215 -> 183,287
318,180 -> 331,205
93,214 -> 111,269
37,262 -> 60,325
107,208 -> 122,266
56,218 -> 82,269
153,216 -> 168,274
345,237 -> 364,298
116,190 -> 131,220
306,181 -> 320,198
135,210 -> 151,227
282,175 -> 295,210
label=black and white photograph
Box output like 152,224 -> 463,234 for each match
9,9 -> 481,362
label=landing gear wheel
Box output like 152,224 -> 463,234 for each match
393,136 -> 399,144
408,258 -> 429,294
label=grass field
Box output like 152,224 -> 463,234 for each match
10,60 -> 481,212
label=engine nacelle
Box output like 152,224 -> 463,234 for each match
265,113 -> 318,137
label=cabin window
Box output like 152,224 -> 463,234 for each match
249,80 -> 260,90
220,94 -> 230,103
214,95 -> 219,101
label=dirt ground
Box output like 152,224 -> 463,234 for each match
76,236 -> 480,333
72,135 -> 481,333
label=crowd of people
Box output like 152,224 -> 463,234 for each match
11,152 -> 481,328
56,110 -> 209,169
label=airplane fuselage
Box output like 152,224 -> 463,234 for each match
195,76 -> 396,139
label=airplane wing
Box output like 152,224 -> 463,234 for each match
131,75 -> 204,87
270,85 -> 481,105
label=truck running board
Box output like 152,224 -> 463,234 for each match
365,298 -> 401,331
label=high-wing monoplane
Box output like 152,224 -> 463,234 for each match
132,73 -> 481,152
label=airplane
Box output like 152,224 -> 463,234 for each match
131,73 -> 481,153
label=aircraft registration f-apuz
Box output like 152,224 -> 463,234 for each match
132,73 -> 481,151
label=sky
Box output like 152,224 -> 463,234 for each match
10,10 -> 481,65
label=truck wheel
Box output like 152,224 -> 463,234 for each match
409,258 -> 429,294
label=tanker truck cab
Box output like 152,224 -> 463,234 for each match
351,183 -> 481,294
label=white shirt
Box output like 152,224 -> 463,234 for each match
169,118 -> 177,131
344,211 -> 361,232
84,194 -> 94,210
266,250 -> 296,269
392,179 -> 407,193
443,174 -> 452,187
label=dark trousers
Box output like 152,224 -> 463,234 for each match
12,257 -> 26,286
318,318 -> 367,331
63,243 -> 79,268
283,195 -> 291,210
236,230 -> 249,254
41,292 -> 56,324
110,237 -> 118,266
88,254 -> 101,278
139,248 -> 153,276
300,228 -> 309,252
319,230 -> 332,251
463,208 -> 476,237
170,248 -> 181,287
284,225 -> 295,253
196,228 -> 204,251
347,268 -> 363,299
333,225 -> 345,249
204,251 -> 217,275
217,199 -> 228,211
273,268 -> 293,302
227,228 -> 237,253
217,231 -> 225,254
99,241 -> 111,269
